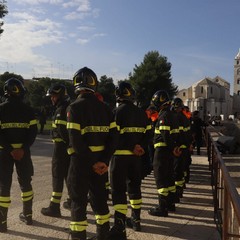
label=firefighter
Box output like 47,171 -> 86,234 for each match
0,78 -> 38,232
108,81 -> 151,240
171,98 -> 192,201
148,90 -> 181,217
41,83 -> 71,217
182,106 -> 193,184
66,67 -> 118,240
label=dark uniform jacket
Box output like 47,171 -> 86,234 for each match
154,104 -> 179,152
113,101 -> 151,155
177,111 -> 192,149
0,97 -> 38,151
67,92 -> 118,165
52,97 -> 71,145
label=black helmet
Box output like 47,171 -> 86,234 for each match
151,90 -> 170,110
3,78 -> 26,98
171,97 -> 184,110
46,84 -> 67,98
73,67 -> 98,94
115,81 -> 136,102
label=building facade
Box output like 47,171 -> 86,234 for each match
177,76 -> 232,121
233,49 -> 240,115
177,49 -> 240,121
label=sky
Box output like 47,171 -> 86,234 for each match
0,0 -> 240,93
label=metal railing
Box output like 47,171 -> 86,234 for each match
206,126 -> 240,239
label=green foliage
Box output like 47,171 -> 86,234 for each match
0,1 -> 8,35
98,75 -> 116,109
129,51 -> 178,109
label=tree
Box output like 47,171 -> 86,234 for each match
0,0 -> 8,36
98,75 -> 116,109
129,51 -> 178,109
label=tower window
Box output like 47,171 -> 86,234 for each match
210,87 -> 213,94
238,79 -> 240,84
237,68 -> 240,75
183,92 -> 186,97
201,86 -> 203,93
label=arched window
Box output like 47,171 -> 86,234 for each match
237,68 -> 240,75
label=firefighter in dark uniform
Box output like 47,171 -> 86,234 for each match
171,98 -> 192,201
0,78 -> 38,232
41,84 -> 71,217
66,67 -> 118,240
182,106 -> 193,184
148,90 -> 181,217
108,82 -> 151,240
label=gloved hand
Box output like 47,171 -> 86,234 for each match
173,146 -> 182,157
11,148 -> 24,161
93,162 -> 108,175
133,144 -> 145,156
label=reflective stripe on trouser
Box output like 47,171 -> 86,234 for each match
95,212 -> 110,225
113,204 -> 128,215
50,192 -> 62,204
157,187 -> 168,197
21,190 -> 33,202
70,220 -> 88,232
168,185 -> 176,194
175,178 -> 185,188
130,199 -> 142,209
0,196 -> 11,208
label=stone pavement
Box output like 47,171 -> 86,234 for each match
0,134 -> 220,240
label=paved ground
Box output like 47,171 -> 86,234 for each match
0,134 -> 220,240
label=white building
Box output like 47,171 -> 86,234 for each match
232,49 -> 240,115
177,76 -> 232,121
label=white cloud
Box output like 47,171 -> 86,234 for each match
13,0 -> 63,5
62,0 -> 91,11
0,12 -> 63,66
76,38 -> 90,45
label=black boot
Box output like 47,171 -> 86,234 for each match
0,207 -> 8,233
148,195 -> 168,217
176,186 -> 183,199
63,198 -> 71,210
167,192 -> 176,212
70,230 -> 86,240
20,199 -> 33,225
108,215 -> 127,240
126,208 -> 141,231
87,222 -> 110,240
41,202 -> 61,218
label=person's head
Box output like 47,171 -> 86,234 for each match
171,97 -> 184,112
73,67 -> 98,95
115,81 -> 136,103
151,90 -> 170,111
193,110 -> 199,118
46,83 -> 68,106
3,78 -> 26,99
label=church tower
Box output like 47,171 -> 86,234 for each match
234,48 -> 240,96
232,49 -> 240,116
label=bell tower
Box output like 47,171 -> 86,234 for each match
234,48 -> 240,96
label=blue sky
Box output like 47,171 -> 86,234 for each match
0,0 -> 240,93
